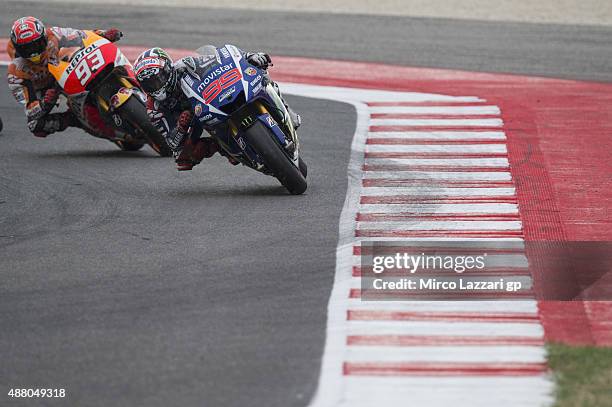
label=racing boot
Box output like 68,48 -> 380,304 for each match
191,138 -> 219,164
31,111 -> 79,138
175,138 -> 219,171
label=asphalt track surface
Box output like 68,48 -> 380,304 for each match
1,2 -> 612,407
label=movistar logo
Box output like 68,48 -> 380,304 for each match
196,63 -> 234,92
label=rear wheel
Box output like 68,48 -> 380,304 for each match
244,121 -> 307,195
117,97 -> 172,157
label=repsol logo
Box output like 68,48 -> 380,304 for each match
65,43 -> 98,75
196,63 -> 234,92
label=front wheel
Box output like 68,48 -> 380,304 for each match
244,121 -> 307,195
117,97 -> 172,157
298,156 -> 307,178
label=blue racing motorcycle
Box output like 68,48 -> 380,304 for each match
181,44 -> 307,195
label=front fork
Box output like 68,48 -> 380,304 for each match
95,76 -> 147,137
265,82 -> 300,153
226,96 -> 300,170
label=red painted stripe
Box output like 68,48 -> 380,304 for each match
365,152 -> 508,158
356,230 -> 524,238
363,165 -> 509,172
370,113 -> 500,120
349,288 -> 534,299
356,213 -> 520,221
354,246 -> 526,255
367,138 -> 506,145
347,310 -> 540,323
362,179 -> 515,188
371,126 -> 501,132
347,335 -> 545,347
360,196 -> 517,204
352,266 -> 531,277
343,362 -> 547,376
366,102 -> 489,107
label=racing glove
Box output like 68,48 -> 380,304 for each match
246,52 -> 272,70
97,28 -> 123,42
167,110 -> 193,151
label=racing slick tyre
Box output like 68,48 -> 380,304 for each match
298,156 -> 307,178
117,97 -> 172,157
245,121 -> 307,195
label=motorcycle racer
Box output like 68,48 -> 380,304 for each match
6,16 -> 123,138
134,46 -> 301,171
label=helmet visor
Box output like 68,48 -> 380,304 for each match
138,63 -> 172,94
15,35 -> 47,60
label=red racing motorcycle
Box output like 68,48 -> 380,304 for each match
47,30 -> 171,156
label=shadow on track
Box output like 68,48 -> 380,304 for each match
166,184 -> 293,198
30,149 -> 162,159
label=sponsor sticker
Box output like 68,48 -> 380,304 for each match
110,94 -> 120,108
245,67 -> 257,76
118,87 -> 132,96
267,116 -> 277,127
195,63 -> 234,93
220,47 -> 231,59
249,75 -> 262,86
237,137 -> 247,150
227,45 -> 242,60
194,103 -> 203,116
218,86 -> 236,102
184,75 -> 195,87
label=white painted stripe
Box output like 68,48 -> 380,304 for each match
357,220 -> 522,231
356,237 -> 525,242
365,157 -> 510,167
346,346 -> 546,363
347,320 -> 543,337
368,105 -> 501,115
358,203 -> 519,214
370,118 -> 503,127
365,144 -> 508,154
343,377 -> 553,407
367,131 -> 506,140
362,171 -> 513,181
361,187 -> 516,196
280,82 -> 485,103
347,300 -> 538,313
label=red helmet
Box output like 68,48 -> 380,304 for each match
10,17 -> 48,62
